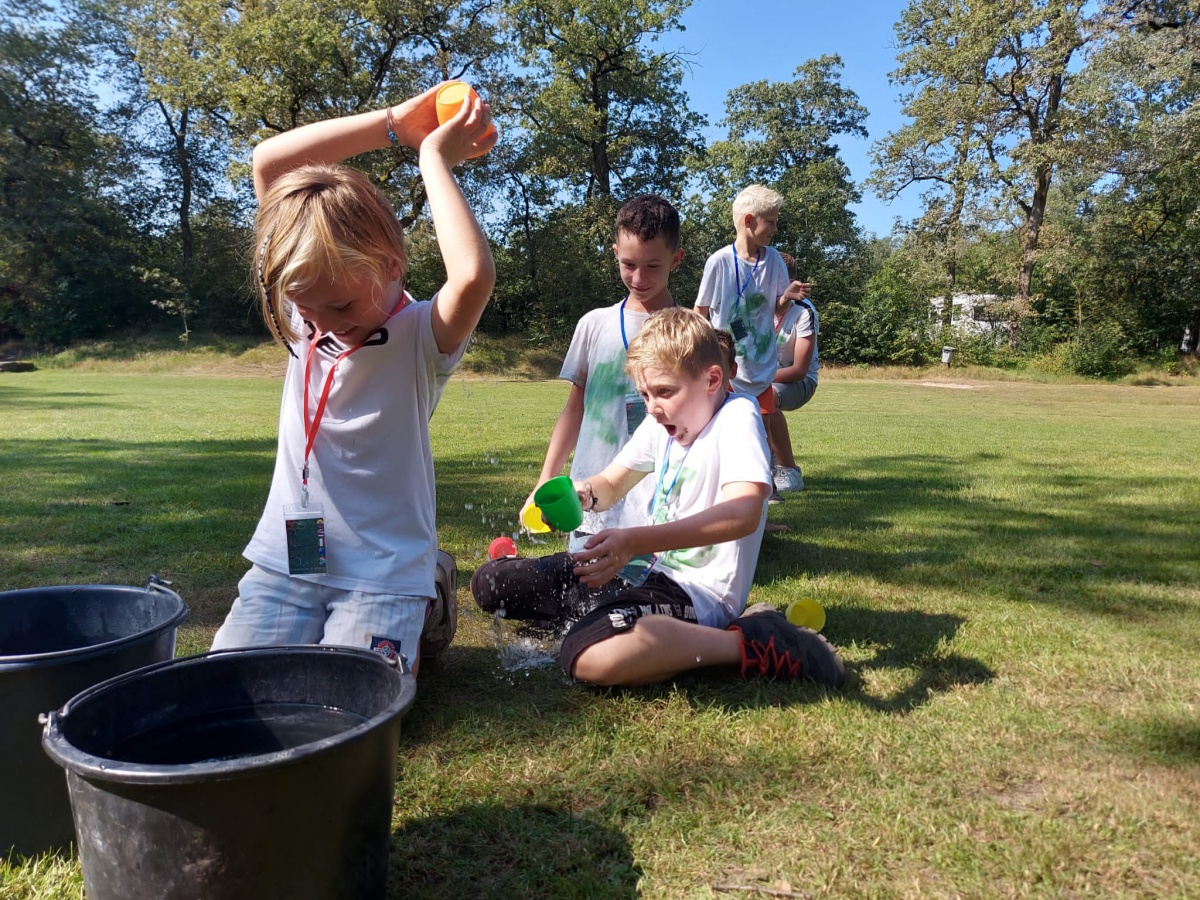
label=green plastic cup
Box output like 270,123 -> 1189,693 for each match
533,476 -> 584,533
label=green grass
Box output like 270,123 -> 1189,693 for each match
2,362 -> 1199,898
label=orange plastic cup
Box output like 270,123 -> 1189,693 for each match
435,80 -> 497,157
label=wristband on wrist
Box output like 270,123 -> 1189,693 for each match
585,483 -> 599,511
385,106 -> 399,144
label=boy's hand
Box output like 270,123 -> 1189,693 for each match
421,89 -> 497,167
572,530 -> 637,588
783,280 -> 812,302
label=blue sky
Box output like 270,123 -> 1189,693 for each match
665,0 -> 920,237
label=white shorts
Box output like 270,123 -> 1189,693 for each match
211,564 -> 431,666
773,377 -> 818,412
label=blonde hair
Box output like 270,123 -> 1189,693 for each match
625,308 -> 726,382
732,184 -> 783,227
255,164 -> 406,345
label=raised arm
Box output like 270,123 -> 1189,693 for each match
251,86 -> 442,201
422,97 -> 498,354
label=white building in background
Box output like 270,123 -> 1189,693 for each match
928,293 -> 1011,341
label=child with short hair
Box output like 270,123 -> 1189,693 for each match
524,195 -> 684,551
767,251 -> 818,493
211,84 -> 497,674
473,309 -> 844,687
695,185 -> 806,418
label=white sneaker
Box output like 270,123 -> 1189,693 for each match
773,465 -> 805,493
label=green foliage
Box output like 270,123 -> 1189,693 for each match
822,250 -> 934,365
487,197 -> 620,338
504,0 -> 704,200
1064,319 -> 1133,379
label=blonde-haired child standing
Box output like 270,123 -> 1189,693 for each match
212,85 -> 497,675
695,185 -> 807,424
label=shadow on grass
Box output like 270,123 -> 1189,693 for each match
0,437 -> 272,620
0,387 -> 117,410
754,452 -> 1199,628
389,802 -> 639,899
1111,715 -> 1200,770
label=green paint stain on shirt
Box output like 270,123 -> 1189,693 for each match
583,353 -> 633,447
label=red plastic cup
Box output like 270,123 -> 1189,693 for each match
488,536 -> 518,560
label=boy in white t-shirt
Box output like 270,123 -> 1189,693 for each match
473,309 -> 845,688
695,185 -> 807,418
524,195 -> 684,551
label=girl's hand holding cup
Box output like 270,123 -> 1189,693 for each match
431,80 -> 498,161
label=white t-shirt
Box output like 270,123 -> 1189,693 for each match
243,297 -> 465,596
775,299 -> 819,384
559,300 -> 656,551
613,393 -> 771,627
696,245 -> 789,397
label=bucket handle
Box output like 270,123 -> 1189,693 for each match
145,573 -> 173,593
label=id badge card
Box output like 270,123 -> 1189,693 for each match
617,553 -> 658,587
284,504 -> 327,575
729,317 -> 748,342
625,392 -> 647,435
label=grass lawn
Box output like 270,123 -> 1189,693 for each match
1,360 -> 1198,898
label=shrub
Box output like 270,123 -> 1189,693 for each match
1064,320 -> 1133,379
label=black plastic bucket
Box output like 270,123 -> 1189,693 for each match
0,576 -> 187,857
42,646 -> 417,900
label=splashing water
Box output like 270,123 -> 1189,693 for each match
491,611 -> 558,673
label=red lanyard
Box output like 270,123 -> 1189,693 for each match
298,299 -> 406,506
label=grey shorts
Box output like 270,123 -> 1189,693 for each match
773,377 -> 817,412
212,564 -> 431,665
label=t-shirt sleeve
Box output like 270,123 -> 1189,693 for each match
715,397 -> 771,488
420,293 -> 469,377
559,315 -> 593,386
795,304 -> 815,339
612,413 -> 659,474
695,252 -> 725,315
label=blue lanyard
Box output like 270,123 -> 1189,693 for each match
649,395 -> 729,515
731,244 -> 762,313
619,296 -> 630,350
651,438 -> 693,516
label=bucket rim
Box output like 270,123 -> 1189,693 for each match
0,581 -> 189,670
41,645 -> 417,785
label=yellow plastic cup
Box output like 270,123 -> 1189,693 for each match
533,476 -> 584,533
435,80 -> 497,157
785,598 -> 826,632
520,502 -> 550,534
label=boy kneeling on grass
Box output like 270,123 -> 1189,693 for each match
471,308 -> 845,687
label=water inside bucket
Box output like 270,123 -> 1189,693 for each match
105,703 -> 368,765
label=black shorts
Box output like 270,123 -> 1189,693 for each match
470,553 -> 697,677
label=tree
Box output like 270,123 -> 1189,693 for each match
0,1 -> 148,344
504,0 -> 705,201
76,0 -> 244,326
879,0 -> 1092,330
